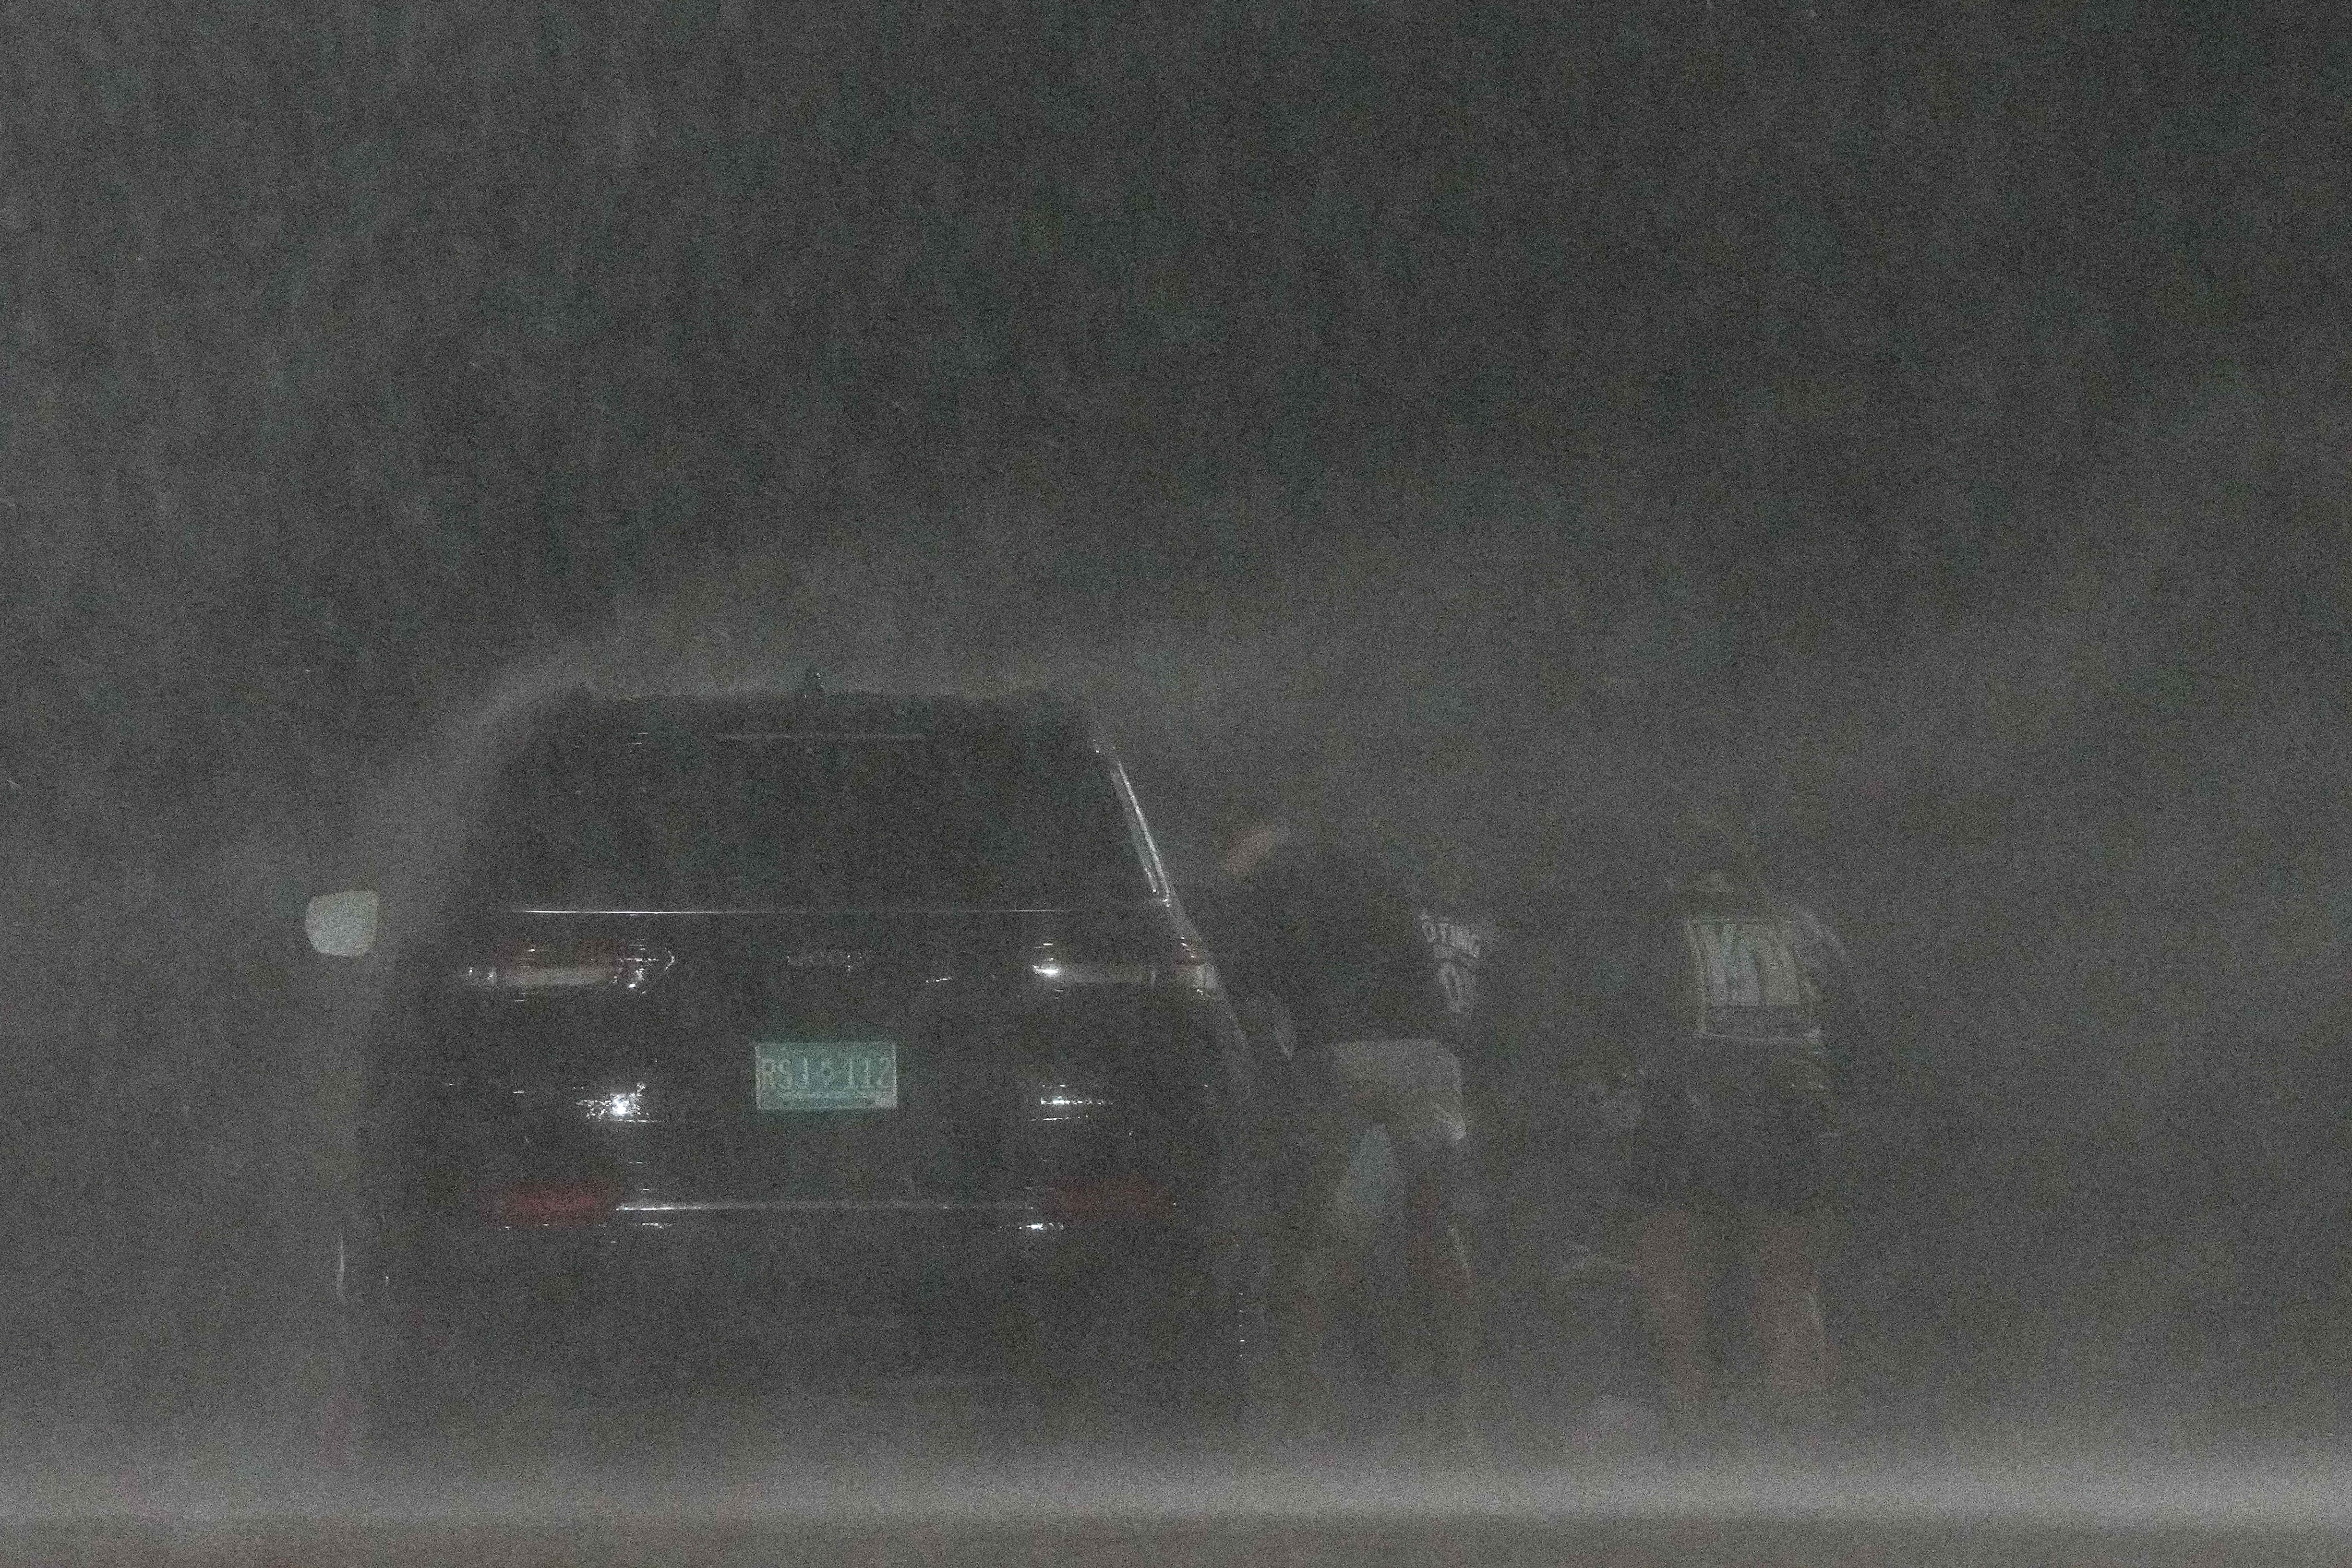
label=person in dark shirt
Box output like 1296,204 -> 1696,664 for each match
1202,820 -> 1476,1447
1465,882 -> 1650,1439
1602,814 -> 1858,1436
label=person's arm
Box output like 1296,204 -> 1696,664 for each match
1201,868 -> 1319,1069
1232,991 -> 1298,1062
1786,901 -> 1872,1086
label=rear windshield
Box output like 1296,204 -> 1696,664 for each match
469,725 -> 1152,909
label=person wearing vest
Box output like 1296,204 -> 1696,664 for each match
1605,814 -> 1854,1438
1203,820 -> 1477,1450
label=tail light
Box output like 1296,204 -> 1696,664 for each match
1024,1078 -> 1176,1221
458,939 -> 674,993
1026,937 -> 1219,993
1031,1082 -> 1111,1124
1039,1175 -> 1177,1221
484,1174 -> 623,1227
1168,937 -> 1221,993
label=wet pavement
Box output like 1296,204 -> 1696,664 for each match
18,1515 -> 2351,1567
8,1386 -> 2351,1567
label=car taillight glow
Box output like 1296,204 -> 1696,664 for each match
458,940 -> 674,993
1039,1175 -> 1176,1221
1031,1082 -> 1110,1124
485,1176 -> 623,1227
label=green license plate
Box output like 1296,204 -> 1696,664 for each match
754,1041 -> 898,1112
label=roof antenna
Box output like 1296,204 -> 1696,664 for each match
796,665 -> 826,697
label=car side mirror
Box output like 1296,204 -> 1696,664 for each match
305,890 -> 381,958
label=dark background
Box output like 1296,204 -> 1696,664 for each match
3,0 -> 2348,1455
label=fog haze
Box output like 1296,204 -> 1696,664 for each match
4,1 -> 2348,1556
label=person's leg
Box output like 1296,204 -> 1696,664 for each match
1330,1040 -> 1475,1442
1743,1208 -> 1831,1418
1268,1078 -> 1370,1437
1634,1206 -> 1727,1422
1394,1134 -> 1475,1432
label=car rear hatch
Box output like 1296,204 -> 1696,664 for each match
410,905 -> 1219,1207
379,701 -> 1231,1312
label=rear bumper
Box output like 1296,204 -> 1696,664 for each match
349,1201 -> 1252,1402
384,1199 -> 1210,1324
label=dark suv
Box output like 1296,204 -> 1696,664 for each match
321,686 -> 1266,1439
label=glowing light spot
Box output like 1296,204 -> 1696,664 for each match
580,1084 -> 650,1122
